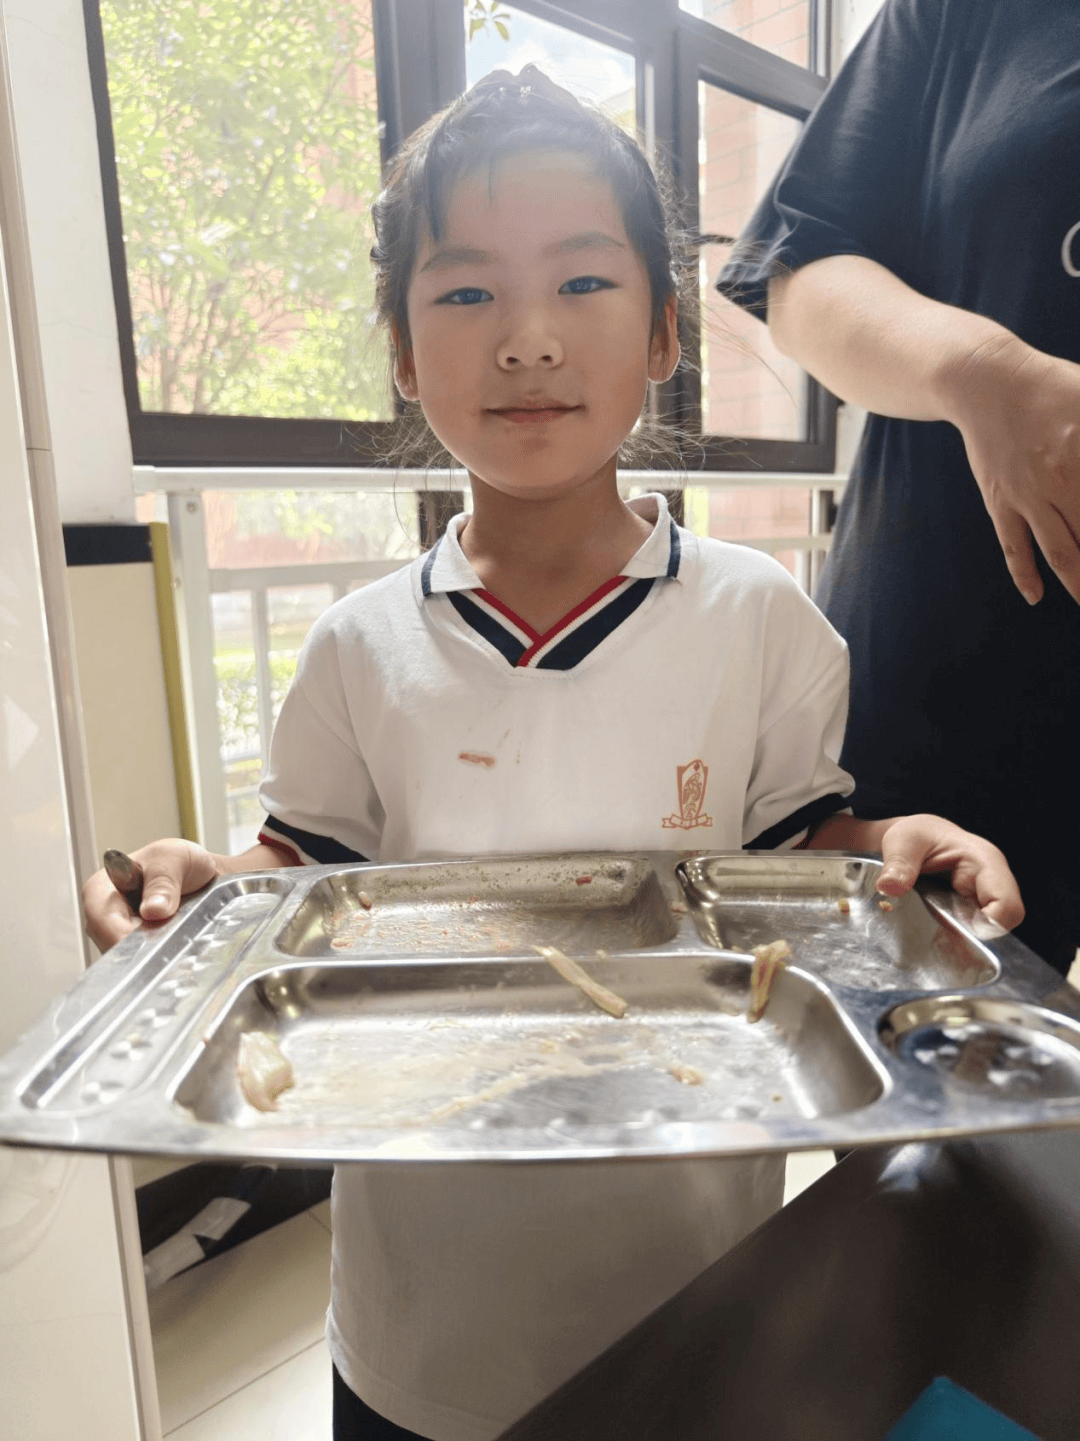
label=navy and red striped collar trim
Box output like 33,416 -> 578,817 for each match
413,494 -> 682,671
447,575 -> 656,670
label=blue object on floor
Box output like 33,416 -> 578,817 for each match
885,1378 -> 1042,1440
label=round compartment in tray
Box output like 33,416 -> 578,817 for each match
880,996 -> 1080,1101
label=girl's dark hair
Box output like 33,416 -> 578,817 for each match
369,66 -> 696,468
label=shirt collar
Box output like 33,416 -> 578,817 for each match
411,491 -> 682,603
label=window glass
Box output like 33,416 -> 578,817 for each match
465,5 -> 636,126
684,483 -> 812,582
265,582 -> 336,725
99,0 -> 391,420
680,0 -> 813,70
203,490 -> 419,569
204,488 -> 419,850
698,83 -> 804,440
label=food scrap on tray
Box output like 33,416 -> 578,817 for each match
532,945 -> 628,1019
747,939 -> 792,1024
237,1031 -> 295,1111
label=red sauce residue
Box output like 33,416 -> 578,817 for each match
458,751 -> 496,768
576,875 -> 593,885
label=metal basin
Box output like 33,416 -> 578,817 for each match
174,955 -> 885,1133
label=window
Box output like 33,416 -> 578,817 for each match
86,0 -> 832,473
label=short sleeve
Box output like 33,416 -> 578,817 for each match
258,625 -> 385,865
742,580 -> 855,849
716,0 -> 947,320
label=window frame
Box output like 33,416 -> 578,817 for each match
84,0 -> 835,472
671,15 -> 834,470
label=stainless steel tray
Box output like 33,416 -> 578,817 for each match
2,851 -> 1079,1164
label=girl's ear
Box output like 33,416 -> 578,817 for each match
392,324 -> 419,401
647,295 -> 681,384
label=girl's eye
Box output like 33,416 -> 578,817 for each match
559,275 -> 614,295
437,287 -> 492,306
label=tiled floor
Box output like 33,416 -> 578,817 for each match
152,1200 -> 333,1439
149,1153 -> 837,1439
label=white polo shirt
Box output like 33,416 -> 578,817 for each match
259,494 -> 853,1440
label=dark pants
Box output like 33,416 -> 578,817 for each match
333,1367 -> 432,1440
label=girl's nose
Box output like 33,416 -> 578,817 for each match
496,316 -> 564,370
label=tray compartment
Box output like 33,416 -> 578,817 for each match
880,996 -> 1080,1102
18,882 -> 289,1113
676,854 -> 997,989
174,954 -> 885,1133
275,854 -> 677,959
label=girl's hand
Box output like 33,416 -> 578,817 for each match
809,812 -> 1023,930
873,814 -> 1024,930
83,839 -> 221,952
943,335 -> 1080,607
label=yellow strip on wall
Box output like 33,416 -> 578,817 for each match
149,521 -> 199,841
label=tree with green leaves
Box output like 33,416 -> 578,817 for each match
102,1 -> 514,421
466,0 -> 512,41
101,0 -> 388,419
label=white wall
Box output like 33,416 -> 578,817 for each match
3,0 -> 134,524
0,112 -> 145,1437
2,2 -> 182,885
68,561 -> 182,852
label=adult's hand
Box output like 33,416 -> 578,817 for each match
83,838 -> 221,952
942,334 -> 1080,607
770,258 -> 1080,608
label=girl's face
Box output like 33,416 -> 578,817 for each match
396,149 -> 679,503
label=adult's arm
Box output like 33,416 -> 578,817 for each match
768,255 -> 1080,608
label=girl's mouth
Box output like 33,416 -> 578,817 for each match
489,405 -> 580,425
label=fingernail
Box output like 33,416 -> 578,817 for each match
974,907 -> 1008,938
1021,589 -> 1039,606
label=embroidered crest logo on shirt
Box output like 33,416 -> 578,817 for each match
662,759 -> 713,830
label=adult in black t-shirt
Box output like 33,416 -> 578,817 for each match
718,0 -> 1080,974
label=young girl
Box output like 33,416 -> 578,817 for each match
85,68 -> 1021,1441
